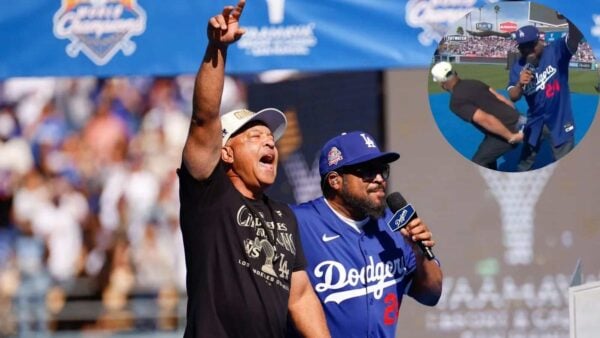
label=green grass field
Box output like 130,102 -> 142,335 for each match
427,63 -> 600,94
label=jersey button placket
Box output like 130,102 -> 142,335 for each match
360,236 -> 368,256
362,234 -> 376,338
359,234 -> 372,338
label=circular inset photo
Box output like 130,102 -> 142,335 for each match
427,1 -> 598,172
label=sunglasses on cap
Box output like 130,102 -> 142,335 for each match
340,163 -> 390,181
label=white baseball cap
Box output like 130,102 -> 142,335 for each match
221,108 -> 287,146
431,61 -> 454,82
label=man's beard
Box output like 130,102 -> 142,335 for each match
340,181 -> 386,219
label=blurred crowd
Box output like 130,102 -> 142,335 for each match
0,75 -> 248,335
573,42 -> 596,63
439,35 -> 596,62
440,36 -> 517,58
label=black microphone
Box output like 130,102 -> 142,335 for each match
386,192 -> 435,260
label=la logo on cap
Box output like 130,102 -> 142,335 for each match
360,133 -> 377,148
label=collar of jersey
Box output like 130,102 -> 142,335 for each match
322,198 -> 369,233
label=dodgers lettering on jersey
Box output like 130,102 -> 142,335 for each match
292,197 -> 417,338
508,36 -> 575,147
522,65 -> 557,95
314,256 -> 409,304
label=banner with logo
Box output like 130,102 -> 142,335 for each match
0,0 -> 598,78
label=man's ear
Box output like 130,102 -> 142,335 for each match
221,146 -> 234,164
327,172 -> 342,190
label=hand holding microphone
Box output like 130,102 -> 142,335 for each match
519,54 -> 538,89
519,68 -> 534,88
386,192 -> 436,260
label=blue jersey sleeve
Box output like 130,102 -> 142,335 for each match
507,61 -> 522,90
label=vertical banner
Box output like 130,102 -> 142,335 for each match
245,71 -> 384,204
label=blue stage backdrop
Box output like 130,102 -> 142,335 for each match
0,0 -> 598,78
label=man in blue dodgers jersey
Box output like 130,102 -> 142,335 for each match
290,131 -> 443,338
507,14 -> 583,171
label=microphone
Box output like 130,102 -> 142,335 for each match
386,192 -> 435,260
524,54 -> 538,73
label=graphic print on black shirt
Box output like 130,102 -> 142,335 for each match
238,196 -> 301,287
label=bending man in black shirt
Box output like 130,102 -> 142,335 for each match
178,1 -> 330,337
431,61 -> 524,170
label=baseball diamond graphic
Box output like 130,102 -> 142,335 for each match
53,0 -> 147,65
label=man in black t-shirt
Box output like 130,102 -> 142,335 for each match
178,1 -> 330,337
431,62 -> 524,170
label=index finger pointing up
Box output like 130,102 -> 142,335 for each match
231,0 -> 246,19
